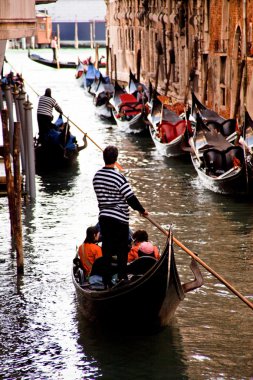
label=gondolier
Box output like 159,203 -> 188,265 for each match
37,88 -> 63,143
93,145 -> 148,288
51,36 -> 58,61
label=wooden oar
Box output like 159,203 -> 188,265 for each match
62,113 -> 124,171
144,214 -> 253,311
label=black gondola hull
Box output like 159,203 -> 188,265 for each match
35,144 -> 78,171
29,53 -> 76,69
191,154 -> 252,194
72,240 -> 185,331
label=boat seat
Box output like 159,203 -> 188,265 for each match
160,120 -> 186,143
220,119 -> 237,137
90,256 -> 118,278
203,146 -> 244,175
206,119 -> 236,137
203,149 -> 225,175
127,256 -> 157,275
119,102 -> 142,116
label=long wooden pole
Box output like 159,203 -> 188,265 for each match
1,109 -> 15,236
144,214 -> 253,311
13,121 -> 24,274
61,112 -> 123,171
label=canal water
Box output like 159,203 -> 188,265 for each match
0,49 -> 252,380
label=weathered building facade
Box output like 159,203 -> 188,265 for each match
105,0 -> 253,119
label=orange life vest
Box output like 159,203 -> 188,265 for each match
78,243 -> 102,275
128,242 -> 160,262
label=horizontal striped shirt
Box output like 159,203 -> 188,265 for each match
37,95 -> 62,117
93,167 -> 144,224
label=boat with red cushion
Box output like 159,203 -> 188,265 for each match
148,95 -> 192,157
110,73 -> 150,134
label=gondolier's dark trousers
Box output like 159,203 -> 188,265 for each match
99,216 -> 129,285
37,114 -> 52,143
52,47 -> 56,61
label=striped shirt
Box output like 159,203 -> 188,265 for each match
93,167 -> 145,224
37,95 -> 62,117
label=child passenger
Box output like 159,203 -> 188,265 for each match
128,229 -> 160,262
78,226 -> 102,276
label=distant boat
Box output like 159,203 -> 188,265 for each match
110,73 -> 149,135
93,73 -> 115,122
35,116 -> 87,171
28,51 -> 77,69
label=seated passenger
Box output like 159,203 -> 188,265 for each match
78,226 -> 102,276
128,230 -> 159,262
138,241 -> 160,259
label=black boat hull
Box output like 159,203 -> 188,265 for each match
72,239 -> 185,330
29,53 -> 76,69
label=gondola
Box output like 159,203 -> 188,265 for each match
93,74 -> 116,123
28,51 -> 77,69
110,74 -> 149,135
189,114 -> 253,194
148,95 -> 192,158
72,228 -> 203,331
191,92 -> 237,142
35,117 -> 87,171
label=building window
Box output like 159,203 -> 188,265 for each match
220,87 -> 226,106
220,56 -> 226,85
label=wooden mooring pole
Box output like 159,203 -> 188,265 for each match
13,121 -> 24,274
1,110 -> 24,273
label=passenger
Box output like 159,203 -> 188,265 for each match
78,226 -> 102,276
136,84 -> 148,104
128,229 -> 160,262
138,241 -> 160,259
37,88 -> 63,143
93,145 -> 148,287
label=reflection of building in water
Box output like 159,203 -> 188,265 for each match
36,0 -> 106,47
105,0 -> 253,119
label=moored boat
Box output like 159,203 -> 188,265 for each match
191,92 -> 237,142
28,52 -> 77,69
148,95 -> 192,158
72,228 -> 203,331
189,114 -> 253,194
93,74 -> 115,122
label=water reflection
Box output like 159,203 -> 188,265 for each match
36,163 -> 80,195
76,309 -> 188,380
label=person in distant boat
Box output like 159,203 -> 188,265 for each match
51,36 -> 58,61
93,145 -> 148,288
78,226 -> 102,276
136,84 -> 148,104
37,88 -> 63,143
128,229 -> 160,262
